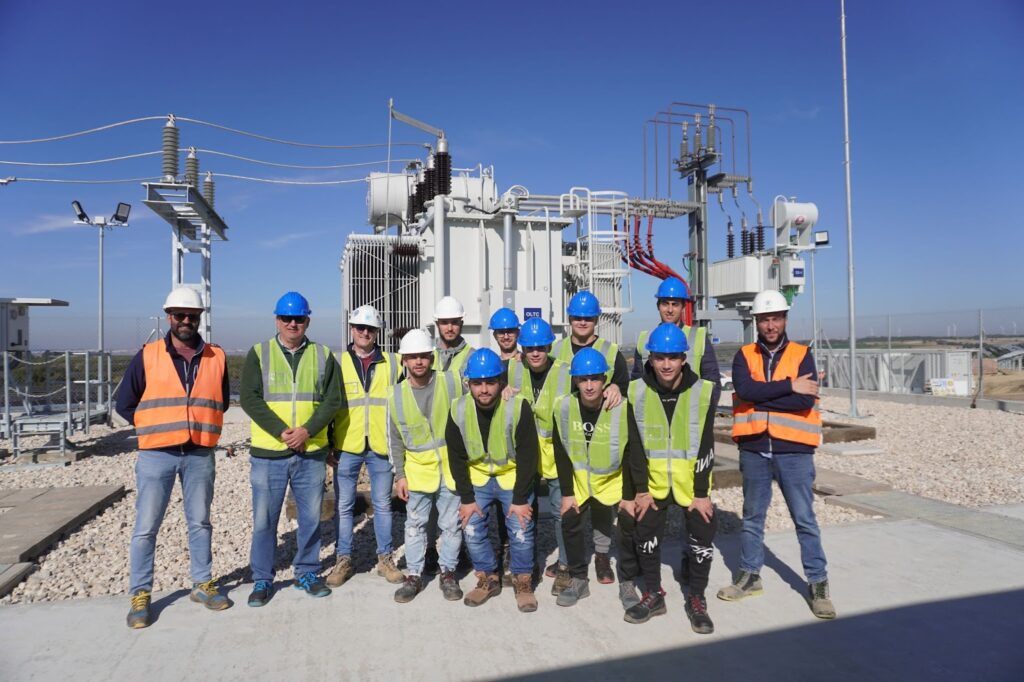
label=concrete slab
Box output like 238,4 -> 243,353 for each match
0,485 -> 125,563
812,469 -> 892,496
982,503 -> 1024,522
825,491 -> 1024,550
1,519 -> 1022,680
0,562 -> 33,598
818,442 -> 886,457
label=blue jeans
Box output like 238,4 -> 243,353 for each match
404,487 -> 462,576
334,450 -> 394,556
544,477 -> 568,567
739,450 -> 828,583
129,449 -> 215,593
464,478 -> 535,575
249,454 -> 326,582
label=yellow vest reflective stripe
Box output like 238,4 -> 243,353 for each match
451,394 -> 523,489
333,351 -> 399,454
553,337 -> 618,383
554,395 -> 627,506
251,340 -> 332,452
388,371 -> 461,493
432,345 -> 473,378
508,357 -> 571,480
637,325 -> 706,371
628,377 -> 714,505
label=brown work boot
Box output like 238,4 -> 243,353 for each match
594,553 -> 614,584
551,568 -> 573,596
376,553 -> 405,584
325,556 -> 354,588
463,571 -> 501,607
512,574 -> 538,613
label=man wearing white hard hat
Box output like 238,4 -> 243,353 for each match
718,289 -> 836,620
388,329 -> 466,603
327,305 -> 403,588
116,287 -> 230,629
432,296 -> 474,379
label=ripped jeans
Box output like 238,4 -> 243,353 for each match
403,486 -> 462,576
463,477 -> 535,575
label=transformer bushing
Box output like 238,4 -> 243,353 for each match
162,117 -> 179,181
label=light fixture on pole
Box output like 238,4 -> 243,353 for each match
72,201 -> 131,352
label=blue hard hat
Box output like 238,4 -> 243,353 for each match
518,318 -> 555,347
274,291 -> 311,316
463,348 -> 505,380
567,291 -> 601,318
655,277 -> 690,300
645,322 -> 690,354
488,307 -> 521,331
569,347 -> 609,377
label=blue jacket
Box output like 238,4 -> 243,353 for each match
731,334 -> 817,455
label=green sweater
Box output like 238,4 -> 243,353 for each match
240,337 -> 342,459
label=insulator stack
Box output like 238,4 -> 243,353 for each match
392,243 -> 420,257
424,168 -> 436,201
185,148 -> 199,187
414,180 -> 427,215
203,172 -> 215,207
162,116 -> 179,181
727,221 -> 735,259
741,225 -> 751,255
406,193 -> 417,223
756,222 -> 765,251
707,105 -> 716,153
434,151 -> 451,195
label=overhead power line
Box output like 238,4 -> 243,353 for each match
195,150 -> 416,169
1,176 -> 160,185
0,117 -> 166,144
210,173 -> 369,185
0,151 -> 163,166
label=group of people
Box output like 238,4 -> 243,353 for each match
116,278 -> 837,632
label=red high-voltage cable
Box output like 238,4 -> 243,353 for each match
644,215 -> 695,325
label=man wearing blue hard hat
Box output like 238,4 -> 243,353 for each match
489,307 -> 521,364
551,347 -> 646,607
631,277 -> 721,389
240,291 -> 342,606
504,318 -> 573,595
618,323 -> 719,634
550,290 -> 631,584
446,348 -> 540,613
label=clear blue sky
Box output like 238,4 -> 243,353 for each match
2,0 -> 1022,350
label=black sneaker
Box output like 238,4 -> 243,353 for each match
684,593 -> 715,634
247,580 -> 274,607
624,589 -> 667,624
594,553 -> 614,584
439,571 -> 464,601
294,572 -> 331,598
394,575 -> 424,603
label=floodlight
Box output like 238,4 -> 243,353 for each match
814,230 -> 830,246
72,200 -> 89,223
112,202 -> 131,224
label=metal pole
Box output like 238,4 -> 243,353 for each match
3,352 -> 10,439
887,314 -> 892,392
810,250 -> 819,351
64,351 -> 71,424
98,225 -> 104,352
84,352 -> 91,436
978,309 -> 984,399
840,0 -> 859,417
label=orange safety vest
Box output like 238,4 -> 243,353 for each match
134,340 -> 227,450
732,341 -> 822,447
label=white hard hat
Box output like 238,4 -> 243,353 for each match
349,304 -> 382,328
751,289 -> 790,316
398,329 -> 434,355
163,287 -> 204,311
433,296 -> 465,321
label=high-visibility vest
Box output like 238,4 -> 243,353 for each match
552,337 -> 618,383
432,344 -> 473,378
628,377 -> 715,505
250,340 -> 333,453
553,395 -> 627,506
636,325 -> 707,371
134,340 -> 226,450
333,350 -> 399,454
731,341 -> 822,447
450,394 -> 524,490
389,371 -> 461,494
507,357 -> 571,480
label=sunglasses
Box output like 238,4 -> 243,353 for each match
352,324 -> 378,333
170,312 -> 201,322
522,346 -> 548,353
278,315 -> 308,324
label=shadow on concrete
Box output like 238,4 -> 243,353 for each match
148,588 -> 191,623
498,588 -> 1024,681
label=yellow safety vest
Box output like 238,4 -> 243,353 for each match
432,344 -> 473,378
553,337 -> 618,383
250,340 -> 333,453
554,395 -> 627,506
628,377 -> 715,505
636,325 -> 707,372
389,371 -> 462,494
450,394 -> 524,490
333,350 -> 400,454
507,357 -> 571,480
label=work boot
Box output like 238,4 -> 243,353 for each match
618,580 -> 641,610
326,555 -> 354,588
556,577 -> 591,607
808,580 -> 837,619
512,573 -> 538,613
551,568 -> 573,596
463,571 -> 501,607
544,560 -> 563,579
440,570 -> 463,601
624,589 -> 667,624
247,580 -> 273,608
716,570 -> 763,601
684,593 -> 715,634
190,579 -> 230,611
126,589 -> 151,629
501,544 -> 513,587
394,575 -> 424,603
376,553 -> 405,584
594,552 -> 614,584
294,572 -> 332,598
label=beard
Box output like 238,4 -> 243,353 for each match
172,324 -> 197,343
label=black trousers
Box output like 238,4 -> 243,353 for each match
562,498 -> 616,579
618,495 -> 716,594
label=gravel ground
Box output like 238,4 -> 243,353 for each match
12,389 -> 1020,605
